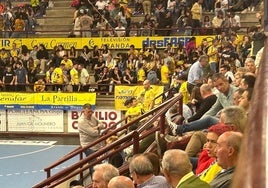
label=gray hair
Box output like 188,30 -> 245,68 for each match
162,149 -> 192,176
93,163 -> 119,183
221,106 -> 247,133
129,155 -> 153,176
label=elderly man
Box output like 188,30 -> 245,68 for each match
78,103 -> 105,156
108,176 -> 135,188
129,154 -> 169,188
92,163 -> 119,188
210,131 -> 243,187
161,149 -> 210,188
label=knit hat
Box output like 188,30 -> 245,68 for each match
207,123 -> 233,136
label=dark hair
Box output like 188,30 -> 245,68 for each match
245,88 -> 253,101
242,74 -> 256,88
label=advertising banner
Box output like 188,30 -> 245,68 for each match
114,85 -> 164,110
0,92 -> 96,110
7,109 -> 63,132
0,110 -> 6,132
67,109 -> 122,133
0,35 -> 233,50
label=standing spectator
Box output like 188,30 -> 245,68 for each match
79,45 -> 91,70
248,26 -> 266,58
15,62 -> 29,91
77,63 -> 89,92
191,0 -> 203,35
70,62 -> 79,92
162,149 -> 211,187
78,103 -> 105,156
138,79 -> 155,113
187,55 -> 208,94
142,0 -> 151,15
3,64 -> 15,91
51,63 -> 67,91
157,11 -> 173,36
212,10 -> 224,34
79,9 -> 93,37
94,55 -> 105,82
207,39 -> 219,73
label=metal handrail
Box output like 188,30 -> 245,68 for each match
33,94 -> 182,188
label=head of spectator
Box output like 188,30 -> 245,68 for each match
244,57 -> 256,74
198,55 -> 209,68
210,131 -> 243,187
129,154 -> 154,185
143,152 -> 161,175
211,73 -> 230,96
129,154 -> 168,187
232,88 -> 244,105
215,131 -> 243,170
92,163 -> 119,188
69,180 -> 83,188
143,79 -> 151,90
233,72 -> 244,87
108,176 -> 135,188
239,74 -> 255,89
219,64 -> 230,75
205,124 -> 233,158
238,88 -> 253,113
82,103 -> 94,120
219,106 -> 247,133
200,84 -> 214,99
162,149 -> 209,188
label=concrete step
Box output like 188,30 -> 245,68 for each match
37,17 -> 73,25
35,24 -> 73,31
53,0 -> 73,8
30,31 -> 70,38
46,9 -> 74,17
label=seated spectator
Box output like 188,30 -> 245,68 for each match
129,154 -> 169,188
96,66 -> 110,94
33,75 -> 46,92
219,64 -> 235,83
108,176 -> 135,188
123,67 -> 136,84
161,149 -> 210,187
109,66 -> 122,93
210,131 -> 243,187
115,21 -> 126,37
92,163 -> 119,188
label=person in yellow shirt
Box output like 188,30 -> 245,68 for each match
34,76 -> 46,92
61,55 -> 73,72
207,39 -> 219,73
51,63 -> 66,91
0,48 -> 9,60
137,63 -> 146,84
138,80 -> 155,113
125,97 -> 143,130
177,73 -> 190,104
191,0 -> 203,35
161,61 -> 171,91
10,43 -> 19,58
70,62 -> 79,91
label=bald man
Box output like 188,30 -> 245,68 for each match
108,176 -> 135,188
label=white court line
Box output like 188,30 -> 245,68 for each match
0,145 -> 55,160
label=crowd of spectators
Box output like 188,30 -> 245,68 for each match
0,22 -> 265,94
0,0 -> 52,38
69,0 -> 263,37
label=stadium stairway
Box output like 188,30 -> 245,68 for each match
33,0 -> 74,38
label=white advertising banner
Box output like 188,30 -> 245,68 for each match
68,109 -> 122,133
7,109 -> 64,132
0,110 -> 7,131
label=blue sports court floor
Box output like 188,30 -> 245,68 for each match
0,140 -> 79,188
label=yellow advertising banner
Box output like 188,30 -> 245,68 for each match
114,85 -> 164,110
0,92 -> 96,109
0,35 -> 239,50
